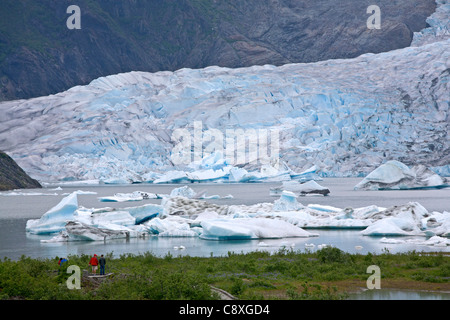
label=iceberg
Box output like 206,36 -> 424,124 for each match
98,191 -> 160,202
380,236 -> 450,247
200,218 -> 317,240
272,191 -> 305,212
162,196 -> 230,217
26,192 -> 79,234
169,186 -> 197,199
425,211 -> 450,237
42,221 -> 146,242
126,204 -> 162,224
75,207 -> 136,227
27,185 -> 450,244
360,202 -> 430,236
262,205 -> 379,229
270,180 -> 330,196
354,160 -> 449,190
144,217 -> 199,237
62,221 -> 132,241
27,192 -> 162,236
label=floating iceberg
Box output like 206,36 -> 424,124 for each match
272,191 -> 305,212
162,196 -> 230,216
354,160 -> 450,190
30,188 -> 450,244
169,186 -> 197,198
42,220 -> 149,242
270,180 -> 330,196
26,192 -> 79,234
98,191 -> 160,202
27,192 -> 162,237
144,217 -> 199,237
361,202 -> 430,236
380,236 -> 450,247
262,205 -> 380,229
169,186 -> 230,200
200,218 -> 317,240
64,221 -> 132,241
75,207 -> 137,227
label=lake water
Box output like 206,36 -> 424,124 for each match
1,178 -> 449,261
347,289 -> 450,300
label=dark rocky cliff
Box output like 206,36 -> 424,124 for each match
0,0 -> 436,101
0,151 -> 41,190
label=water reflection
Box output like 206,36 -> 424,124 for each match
348,289 -> 450,300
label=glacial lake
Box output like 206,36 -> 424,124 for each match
1,178 -> 449,261
1,178 -> 449,300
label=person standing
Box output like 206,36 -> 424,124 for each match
89,254 -> 99,274
99,254 -> 106,275
58,257 -> 68,274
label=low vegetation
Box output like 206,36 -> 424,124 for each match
0,247 -> 448,300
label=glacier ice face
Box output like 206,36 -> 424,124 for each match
1,11 -> 449,183
354,160 -> 450,190
412,0 -> 450,46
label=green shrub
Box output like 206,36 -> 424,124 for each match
317,247 -> 350,263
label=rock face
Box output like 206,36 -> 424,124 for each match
0,0 -> 436,101
0,151 -> 41,191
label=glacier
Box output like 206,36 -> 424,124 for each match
0,1 -> 449,184
30,188 -> 450,245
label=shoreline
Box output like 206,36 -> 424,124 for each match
1,248 -> 448,300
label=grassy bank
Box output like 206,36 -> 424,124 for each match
0,247 -> 448,300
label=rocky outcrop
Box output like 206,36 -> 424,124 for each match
0,151 -> 41,190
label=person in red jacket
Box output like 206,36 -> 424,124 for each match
89,254 -> 99,274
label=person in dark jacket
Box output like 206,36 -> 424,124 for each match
99,254 -> 106,275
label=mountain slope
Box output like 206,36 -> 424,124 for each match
0,0 -> 436,101
0,151 -> 42,190
0,36 -> 448,182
